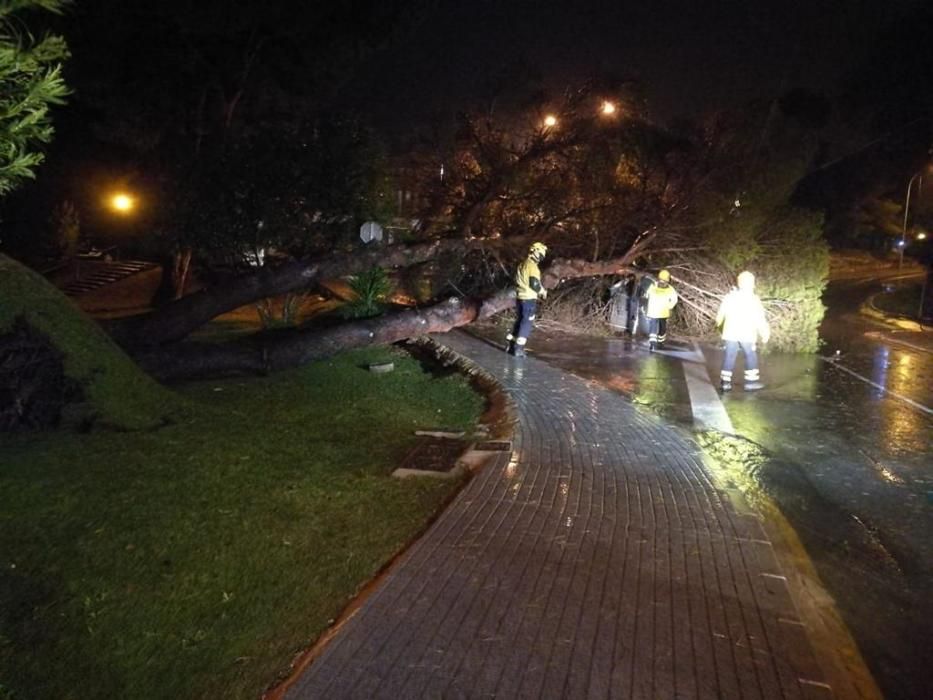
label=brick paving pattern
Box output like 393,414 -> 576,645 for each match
285,332 -> 833,699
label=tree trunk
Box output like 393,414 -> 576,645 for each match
111,238 -> 457,347
151,248 -> 194,306
132,253 -> 638,382
134,293 -> 511,381
107,235 -> 540,349
173,248 -> 193,300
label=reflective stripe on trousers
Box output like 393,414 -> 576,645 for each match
510,299 -> 538,346
649,317 -> 667,343
721,340 -> 758,381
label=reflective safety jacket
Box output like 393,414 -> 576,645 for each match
515,257 -> 544,300
716,289 -> 770,343
645,282 -> 678,319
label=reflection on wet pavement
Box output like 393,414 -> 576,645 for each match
704,282 -> 933,700
471,292 -> 932,700
476,328 -> 695,426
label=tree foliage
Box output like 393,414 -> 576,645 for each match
660,106 -> 829,351
405,93 -> 829,351
344,266 -> 393,319
0,0 -> 69,197
185,117 -> 393,267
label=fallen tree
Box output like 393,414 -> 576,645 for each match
133,254 -> 640,381
7,83 -> 833,421
106,237 -> 461,347
105,86 -> 681,352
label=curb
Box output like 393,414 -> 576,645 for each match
697,431 -> 884,700
860,293 -> 923,331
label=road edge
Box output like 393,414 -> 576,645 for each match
697,435 -> 884,699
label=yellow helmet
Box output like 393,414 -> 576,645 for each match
658,269 -> 671,282
529,241 -> 548,260
737,270 -> 755,289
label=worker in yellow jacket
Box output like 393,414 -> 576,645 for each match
644,269 -> 678,351
715,270 -> 770,392
506,242 -> 548,357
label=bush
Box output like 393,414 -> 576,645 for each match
343,266 -> 393,318
752,208 -> 828,352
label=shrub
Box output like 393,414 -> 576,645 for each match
343,266 -> 393,318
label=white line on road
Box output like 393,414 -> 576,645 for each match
662,343 -> 734,433
820,357 -> 933,416
864,332 -> 933,356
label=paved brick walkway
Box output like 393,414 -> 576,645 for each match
285,332 -> 835,699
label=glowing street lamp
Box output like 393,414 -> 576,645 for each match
600,100 -> 617,116
901,172 -> 923,269
917,231 -> 928,241
542,114 -> 558,129
109,192 -> 136,214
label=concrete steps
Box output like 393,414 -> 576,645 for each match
61,260 -> 155,297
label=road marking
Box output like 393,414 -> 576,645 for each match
821,358 -> 933,416
666,343 -> 734,433
863,331 -> 933,356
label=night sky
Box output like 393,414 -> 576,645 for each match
340,0 -> 925,127
48,0 -> 931,140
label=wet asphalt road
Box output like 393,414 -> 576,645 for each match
480,270 -> 932,699
707,273 -> 932,700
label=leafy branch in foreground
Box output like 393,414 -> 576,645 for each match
0,0 -> 70,197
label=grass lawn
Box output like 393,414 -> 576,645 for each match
0,346 -> 484,700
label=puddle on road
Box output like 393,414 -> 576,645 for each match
472,326 -> 695,425
465,322 -> 931,700
698,429 -> 932,700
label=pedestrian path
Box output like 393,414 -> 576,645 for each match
284,331 -> 843,699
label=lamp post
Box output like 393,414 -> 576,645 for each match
108,192 -> 136,215
900,172 -> 923,269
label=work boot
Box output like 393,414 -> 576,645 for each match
505,341 -> 514,354
512,345 -> 526,358
745,381 -> 765,391
720,381 -> 732,393
649,341 -> 656,353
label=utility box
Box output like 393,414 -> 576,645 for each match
608,278 -> 647,334
609,293 -> 630,331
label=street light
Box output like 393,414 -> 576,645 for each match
600,100 -> 617,116
901,167 -> 932,268
917,231 -> 927,241
543,114 -> 558,129
109,192 -> 136,214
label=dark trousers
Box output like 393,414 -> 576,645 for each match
626,296 -> 639,333
510,299 -> 538,343
721,340 -> 760,383
648,317 -> 667,344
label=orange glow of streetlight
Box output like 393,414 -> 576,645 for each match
917,231 -> 928,241
109,192 -> 136,214
600,100 -> 617,116
543,114 -> 558,129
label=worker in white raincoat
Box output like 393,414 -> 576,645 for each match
715,270 -> 770,392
